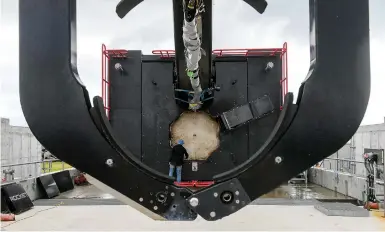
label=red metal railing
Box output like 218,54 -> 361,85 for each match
152,42 -> 289,109
280,42 -> 288,110
151,50 -> 175,58
212,47 -> 281,57
174,180 -> 214,188
101,44 -> 128,118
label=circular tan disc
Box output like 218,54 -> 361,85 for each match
170,111 -> 220,160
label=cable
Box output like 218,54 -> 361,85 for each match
1,201 -> 64,229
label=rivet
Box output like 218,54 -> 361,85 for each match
154,206 -> 158,210
139,197 -> 143,202
275,156 -> 282,164
210,211 -> 216,218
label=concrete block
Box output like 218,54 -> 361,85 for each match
314,202 -> 369,217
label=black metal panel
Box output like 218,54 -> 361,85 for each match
141,61 -> 180,174
214,66 -> 249,167
210,61 -> 248,115
221,104 -> 253,130
109,52 -> 142,110
247,56 -> 281,110
247,56 -> 281,157
250,94 -> 274,117
219,94 -> 275,131
109,51 -> 142,159
1,183 -> 34,214
37,174 -> 60,198
110,109 -> 142,159
209,61 -> 249,172
52,170 -> 74,193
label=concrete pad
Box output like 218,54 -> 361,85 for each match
1,205 -> 384,231
314,202 -> 370,217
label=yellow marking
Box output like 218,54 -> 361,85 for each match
370,210 -> 385,230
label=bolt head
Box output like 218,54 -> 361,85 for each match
275,156 -> 282,164
189,197 -> 199,207
105,159 -> 114,166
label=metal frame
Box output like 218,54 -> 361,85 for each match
101,44 -> 128,118
1,159 -> 71,184
153,43 -> 288,109
19,0 -> 370,221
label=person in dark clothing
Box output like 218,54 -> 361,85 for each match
169,139 -> 189,182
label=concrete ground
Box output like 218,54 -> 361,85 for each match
1,184 -> 384,231
1,204 -> 384,231
56,183 -> 354,201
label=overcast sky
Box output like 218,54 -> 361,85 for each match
0,0 -> 384,126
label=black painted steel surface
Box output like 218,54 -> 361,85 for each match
19,0 -> 370,221
141,61 -> 181,174
109,52 -> 143,159
1,183 -> 34,214
52,170 -> 75,193
37,175 -> 60,199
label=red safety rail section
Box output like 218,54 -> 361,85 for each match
151,50 -> 176,58
152,42 -> 288,109
101,44 -> 128,118
174,180 -> 215,188
280,42 -> 288,109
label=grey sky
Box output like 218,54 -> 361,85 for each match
1,0 -> 384,126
